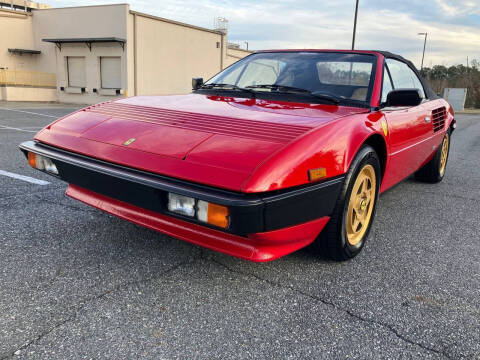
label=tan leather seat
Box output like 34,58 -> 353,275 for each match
351,87 -> 367,101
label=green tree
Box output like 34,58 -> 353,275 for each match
423,61 -> 480,108
430,65 -> 448,80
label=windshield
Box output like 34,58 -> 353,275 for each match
203,52 -> 376,106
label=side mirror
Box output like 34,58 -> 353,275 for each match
192,77 -> 203,90
386,89 -> 423,107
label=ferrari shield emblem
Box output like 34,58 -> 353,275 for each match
123,138 -> 136,146
381,121 -> 388,137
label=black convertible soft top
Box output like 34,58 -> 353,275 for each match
374,50 -> 438,99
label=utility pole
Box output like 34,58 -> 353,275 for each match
351,0 -> 359,50
418,32 -> 428,70
244,41 -> 249,51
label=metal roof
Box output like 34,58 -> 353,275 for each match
8,48 -> 41,55
42,37 -> 126,51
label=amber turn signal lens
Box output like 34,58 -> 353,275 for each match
28,152 -> 37,168
197,200 -> 229,228
26,152 -> 58,174
207,203 -> 229,228
308,167 -> 327,181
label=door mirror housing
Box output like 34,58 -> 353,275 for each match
192,77 -> 204,90
386,89 -> 423,107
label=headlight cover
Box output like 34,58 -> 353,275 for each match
167,193 -> 195,217
167,193 -> 229,228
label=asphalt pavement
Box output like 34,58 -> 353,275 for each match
0,102 -> 479,359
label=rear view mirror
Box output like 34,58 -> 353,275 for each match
386,89 -> 423,107
192,77 -> 204,90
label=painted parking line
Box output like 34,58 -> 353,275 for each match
0,170 -> 50,185
0,125 -> 38,133
0,108 -> 58,118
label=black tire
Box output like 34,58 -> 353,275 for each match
415,130 -> 451,183
319,145 -> 381,261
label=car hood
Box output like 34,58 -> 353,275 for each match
35,94 -> 367,191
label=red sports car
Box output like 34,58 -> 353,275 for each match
20,50 -> 454,262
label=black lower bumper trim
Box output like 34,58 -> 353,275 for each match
20,141 -> 344,235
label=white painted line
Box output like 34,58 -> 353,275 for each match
0,108 -> 58,118
0,170 -> 50,185
0,125 -> 37,133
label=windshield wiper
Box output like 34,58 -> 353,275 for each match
310,91 -> 342,105
246,84 -> 309,93
246,84 -> 340,104
199,83 -> 256,97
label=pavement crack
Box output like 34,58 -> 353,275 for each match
0,185 -> 65,201
33,196 -> 98,214
409,189 -> 479,203
208,257 -> 452,359
0,258 -> 194,360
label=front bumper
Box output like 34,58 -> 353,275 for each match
20,141 -> 344,261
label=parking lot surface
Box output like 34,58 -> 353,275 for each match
0,102 -> 479,359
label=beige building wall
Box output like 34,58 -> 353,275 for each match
1,0 -> 50,11
32,4 -> 129,103
0,9 -> 37,71
0,86 -> 56,101
225,47 -> 252,68
126,10 -> 136,98
1,4 -> 251,103
130,11 -> 225,96
0,8 -> 56,101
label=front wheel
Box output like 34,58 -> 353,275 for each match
319,145 -> 381,261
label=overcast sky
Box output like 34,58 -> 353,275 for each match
47,0 -> 480,68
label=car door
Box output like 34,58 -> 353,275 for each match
381,58 -> 433,185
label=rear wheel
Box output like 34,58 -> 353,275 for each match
319,145 -> 381,261
415,131 -> 451,183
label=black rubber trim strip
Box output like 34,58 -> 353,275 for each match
19,141 -> 344,235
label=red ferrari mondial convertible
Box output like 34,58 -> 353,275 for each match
20,50 -> 454,262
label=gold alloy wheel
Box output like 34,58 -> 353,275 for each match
439,133 -> 450,176
346,164 -> 376,246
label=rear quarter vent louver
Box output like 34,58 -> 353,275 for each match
432,107 -> 447,133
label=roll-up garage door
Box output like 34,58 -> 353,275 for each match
67,57 -> 86,88
100,57 -> 121,89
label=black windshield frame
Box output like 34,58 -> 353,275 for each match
195,51 -> 378,108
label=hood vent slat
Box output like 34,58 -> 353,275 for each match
86,102 -> 314,144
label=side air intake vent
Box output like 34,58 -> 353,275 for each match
432,107 -> 446,133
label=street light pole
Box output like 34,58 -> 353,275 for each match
418,32 -> 428,70
352,0 -> 359,50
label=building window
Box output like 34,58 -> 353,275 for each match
67,57 -> 86,88
100,57 -> 121,89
